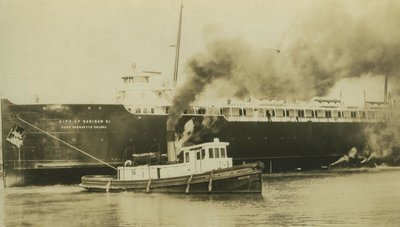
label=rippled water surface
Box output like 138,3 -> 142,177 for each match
1,168 -> 400,226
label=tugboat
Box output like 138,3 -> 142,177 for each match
80,138 -> 264,194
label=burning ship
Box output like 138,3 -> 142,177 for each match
1,71 -> 395,186
1,3 -> 399,187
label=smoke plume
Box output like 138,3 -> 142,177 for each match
186,0 -> 400,103
362,119 -> 400,164
166,46 -> 234,131
175,117 -> 221,152
167,1 -> 400,149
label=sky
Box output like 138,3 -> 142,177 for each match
0,0 -> 395,105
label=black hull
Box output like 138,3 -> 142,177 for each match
0,99 -> 384,186
80,163 -> 263,194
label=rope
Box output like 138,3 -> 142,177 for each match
146,178 -> 152,193
185,174 -> 193,194
208,170 -> 214,192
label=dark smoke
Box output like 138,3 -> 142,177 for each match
185,0 -> 400,103
167,1 -> 400,151
175,117 -> 221,153
166,44 -> 234,131
284,0 -> 400,97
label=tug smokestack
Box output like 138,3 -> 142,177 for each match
167,131 -> 177,162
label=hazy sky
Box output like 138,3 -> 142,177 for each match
0,0 -> 392,104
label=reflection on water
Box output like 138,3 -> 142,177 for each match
1,168 -> 400,226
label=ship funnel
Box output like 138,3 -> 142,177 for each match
167,131 -> 177,162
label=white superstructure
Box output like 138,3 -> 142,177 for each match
117,138 -> 232,180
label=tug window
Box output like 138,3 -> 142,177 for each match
214,148 -> 220,158
185,152 -> 189,163
221,148 -> 226,158
196,151 -> 201,160
201,149 -> 206,159
209,148 -> 214,158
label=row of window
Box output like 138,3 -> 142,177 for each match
130,106 -> 386,120
185,147 -> 227,162
128,107 -> 155,114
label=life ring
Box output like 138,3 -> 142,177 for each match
124,160 -> 133,166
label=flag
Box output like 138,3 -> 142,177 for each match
6,125 -> 25,148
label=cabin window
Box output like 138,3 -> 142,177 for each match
166,107 -> 169,114
151,108 -> 154,114
351,111 -> 357,118
221,148 -> 226,158
338,111 -> 342,118
360,111 -> 366,118
275,109 -> 284,117
185,152 -> 189,163
245,108 -> 253,117
201,149 -> 206,159
239,109 -> 246,116
214,148 -> 220,158
221,108 -> 230,116
143,108 -> 148,114
209,148 -> 214,158
135,108 -> 141,113
298,110 -> 305,118
325,111 -> 332,118
198,108 -> 206,115
196,151 -> 201,160
285,110 -> 290,117
305,110 -> 313,118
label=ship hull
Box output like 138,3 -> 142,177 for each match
1,99 -> 382,186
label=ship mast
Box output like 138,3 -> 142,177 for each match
384,74 -> 388,104
172,1 -> 183,88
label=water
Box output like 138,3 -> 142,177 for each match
1,168 -> 400,226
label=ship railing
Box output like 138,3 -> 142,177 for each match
224,115 -> 387,123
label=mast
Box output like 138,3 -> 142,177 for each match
384,74 -> 388,104
172,1 -> 183,88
